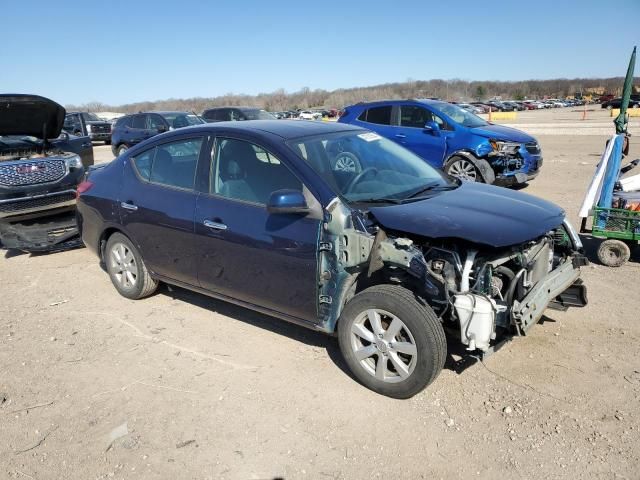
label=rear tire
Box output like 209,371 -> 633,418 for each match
597,239 -> 630,267
337,284 -> 446,399
105,139 -> 111,145
105,233 -> 158,299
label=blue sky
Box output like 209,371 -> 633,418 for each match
2,0 -> 638,105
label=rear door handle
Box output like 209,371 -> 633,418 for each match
203,220 -> 227,230
121,202 -> 138,211
395,134 -> 406,139
81,142 -> 91,148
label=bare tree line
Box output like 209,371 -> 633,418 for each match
67,77 -> 639,114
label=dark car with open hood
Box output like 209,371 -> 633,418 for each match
77,120 -> 587,398
0,94 -> 94,252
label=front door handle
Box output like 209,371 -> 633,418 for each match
203,220 -> 227,230
121,202 -> 138,211
395,134 -> 406,139
81,142 -> 91,148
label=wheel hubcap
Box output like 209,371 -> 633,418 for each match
448,159 -> 477,181
350,309 -> 417,383
110,242 -> 138,288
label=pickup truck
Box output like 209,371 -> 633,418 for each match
64,111 -> 112,144
0,94 -> 94,252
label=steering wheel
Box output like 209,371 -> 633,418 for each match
344,167 -> 378,194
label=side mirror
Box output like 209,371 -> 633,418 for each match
267,189 -> 309,215
424,121 -> 440,135
157,125 -> 168,133
58,132 -> 70,141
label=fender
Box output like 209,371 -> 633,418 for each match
444,150 -> 495,184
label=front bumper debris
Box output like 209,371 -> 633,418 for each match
511,256 -> 586,332
0,211 -> 81,252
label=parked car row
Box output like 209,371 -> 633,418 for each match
600,95 -> 640,110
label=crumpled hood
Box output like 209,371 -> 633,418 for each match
0,94 -> 65,139
471,123 -> 535,143
368,182 -> 564,248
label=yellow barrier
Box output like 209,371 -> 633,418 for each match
489,111 -> 517,121
610,108 -> 640,117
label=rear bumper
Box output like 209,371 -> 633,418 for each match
0,211 -> 81,252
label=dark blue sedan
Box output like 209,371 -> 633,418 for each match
77,120 -> 587,398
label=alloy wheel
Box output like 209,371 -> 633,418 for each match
448,159 -> 478,181
349,309 -> 418,383
109,242 -> 138,288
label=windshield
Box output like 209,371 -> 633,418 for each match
287,130 -> 455,204
81,112 -> 101,121
159,113 -> 204,128
432,103 -> 487,128
243,109 -> 275,120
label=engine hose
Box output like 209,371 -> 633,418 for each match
505,268 -> 526,306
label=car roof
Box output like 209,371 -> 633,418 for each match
345,98 -> 451,109
203,106 -> 264,111
149,111 -> 195,115
158,119 -> 363,140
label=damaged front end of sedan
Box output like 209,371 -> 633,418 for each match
317,196 -> 587,356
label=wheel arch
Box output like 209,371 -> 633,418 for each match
444,150 -> 495,184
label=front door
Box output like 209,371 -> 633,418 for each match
119,135 -> 205,285
395,104 -> 448,167
194,136 -> 320,323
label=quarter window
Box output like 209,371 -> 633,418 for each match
212,138 -> 302,205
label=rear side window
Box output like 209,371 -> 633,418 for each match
131,137 -> 204,190
115,116 -> 132,128
359,106 -> 392,125
131,115 -> 146,129
203,109 -> 228,121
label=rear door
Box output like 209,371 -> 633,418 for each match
354,105 -> 397,139
119,134 -> 206,285
193,135 -> 321,323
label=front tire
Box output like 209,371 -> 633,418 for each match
105,233 -> 158,299
445,156 -> 480,182
117,144 -> 129,156
338,284 -> 446,399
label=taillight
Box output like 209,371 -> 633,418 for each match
76,180 -> 94,198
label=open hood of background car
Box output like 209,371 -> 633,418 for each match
0,94 -> 66,139
368,182 -> 564,248
470,123 -> 535,143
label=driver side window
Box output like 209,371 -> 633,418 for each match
212,138 -> 302,205
400,106 -> 433,128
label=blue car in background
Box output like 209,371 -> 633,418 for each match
339,99 -> 542,186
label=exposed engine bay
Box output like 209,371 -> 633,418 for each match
317,197 -> 588,354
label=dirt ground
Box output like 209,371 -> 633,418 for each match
1,108 -> 639,480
